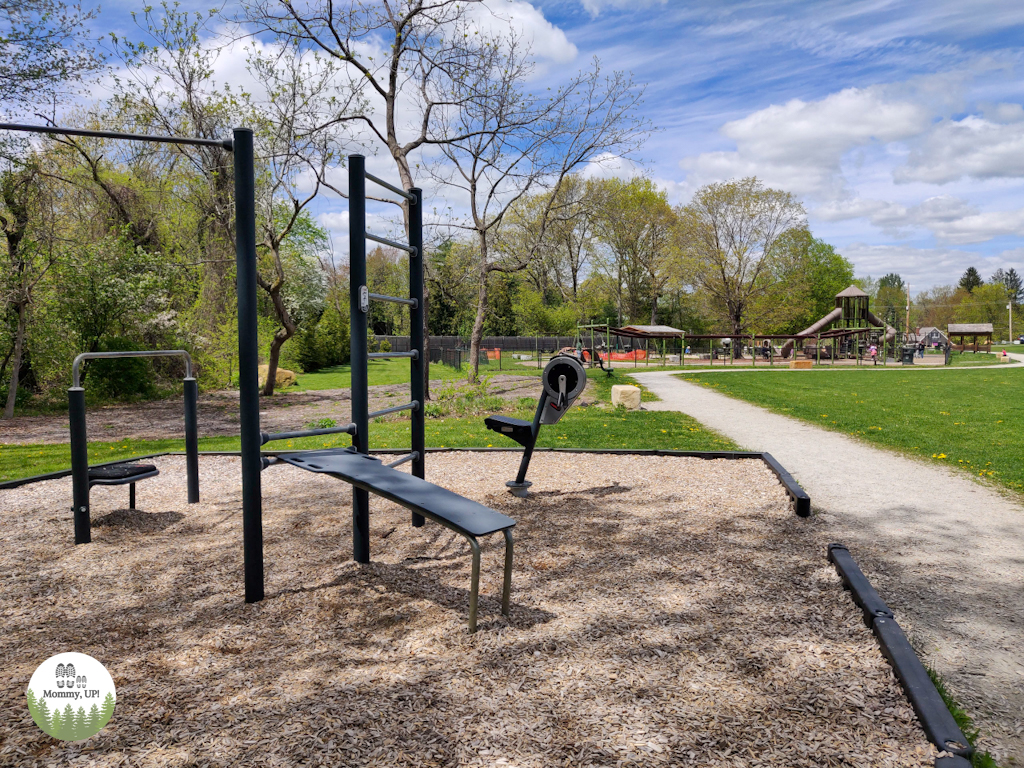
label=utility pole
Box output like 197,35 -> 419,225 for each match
1009,302 -> 1013,343
905,283 -> 911,341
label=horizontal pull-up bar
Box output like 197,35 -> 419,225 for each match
72,350 -> 193,388
366,232 -> 417,256
385,451 -> 420,468
0,122 -> 233,150
368,401 -> 419,420
364,171 -> 416,203
368,292 -> 418,308
260,423 -> 357,445
368,351 -> 418,360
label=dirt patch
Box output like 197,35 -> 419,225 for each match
0,453 -> 940,766
1,374 -> 543,445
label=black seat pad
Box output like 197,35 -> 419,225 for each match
276,448 -> 515,537
89,464 -> 159,482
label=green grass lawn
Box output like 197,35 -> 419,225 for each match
294,359 -> 465,391
1,367 -> 736,483
679,366 -> 1024,495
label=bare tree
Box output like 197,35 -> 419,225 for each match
245,0 -> 569,394
678,177 -> 807,346
425,34 -> 648,380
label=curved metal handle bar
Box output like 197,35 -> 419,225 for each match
72,350 -> 193,388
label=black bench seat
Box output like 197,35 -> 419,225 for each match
87,463 -> 159,510
276,448 -> 515,632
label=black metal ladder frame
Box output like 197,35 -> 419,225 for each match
348,154 -> 427,559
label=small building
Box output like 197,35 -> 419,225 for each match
947,323 -> 993,352
911,327 -> 949,347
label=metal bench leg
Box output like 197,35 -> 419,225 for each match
502,528 -> 513,617
129,483 -> 136,510
468,536 -> 481,634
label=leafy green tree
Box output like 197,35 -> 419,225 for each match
592,177 -> 677,325
49,706 -> 62,738
878,273 -> 906,293
991,267 -> 1021,304
955,282 -> 1012,338
679,177 -> 807,344
426,241 -> 475,338
959,267 -> 983,293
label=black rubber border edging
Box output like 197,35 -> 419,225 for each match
828,543 -> 974,767
1,447 -> 812,517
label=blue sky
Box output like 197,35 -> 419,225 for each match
90,0 -> 1024,292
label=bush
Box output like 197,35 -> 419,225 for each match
86,337 -> 156,401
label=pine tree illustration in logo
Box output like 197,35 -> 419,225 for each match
27,654 -> 116,740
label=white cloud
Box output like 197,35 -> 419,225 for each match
578,0 -> 667,18
816,194 -> 1024,245
895,114 -> 1024,184
581,151 -> 642,181
681,85 -> 931,198
473,1 -> 578,68
840,242 -> 1024,290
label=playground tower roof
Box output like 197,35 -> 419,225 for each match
835,285 -> 869,298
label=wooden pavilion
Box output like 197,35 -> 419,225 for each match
947,323 -> 993,352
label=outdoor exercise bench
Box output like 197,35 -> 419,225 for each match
276,447 -> 515,633
88,463 -> 160,510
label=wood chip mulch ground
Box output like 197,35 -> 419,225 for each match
0,452 -> 941,766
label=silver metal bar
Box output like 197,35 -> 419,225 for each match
364,172 -> 415,202
366,232 -> 417,256
368,292 -> 417,308
368,401 -> 419,420
368,351 -> 418,360
385,451 -> 420,468
73,350 -> 193,388
260,423 -> 357,445
0,122 -> 232,149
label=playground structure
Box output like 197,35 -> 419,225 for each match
68,349 -> 200,543
484,355 -> 588,496
779,285 -> 898,361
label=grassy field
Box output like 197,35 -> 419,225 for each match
294,359 -> 465,390
679,366 -> 1024,495
1,368 -> 736,483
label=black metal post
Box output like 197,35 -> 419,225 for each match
68,387 -> 91,544
514,394 -> 547,485
234,127 -> 264,603
409,188 -> 426,527
183,377 -> 200,503
349,155 -> 371,563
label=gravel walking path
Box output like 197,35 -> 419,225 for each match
631,360 -> 1024,764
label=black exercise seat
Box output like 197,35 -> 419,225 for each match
484,415 -> 534,447
88,463 -> 159,510
276,448 -> 514,632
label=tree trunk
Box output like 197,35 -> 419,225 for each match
468,274 -> 488,384
261,284 -> 297,396
262,330 -> 288,397
3,301 -> 27,419
650,293 -> 658,325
